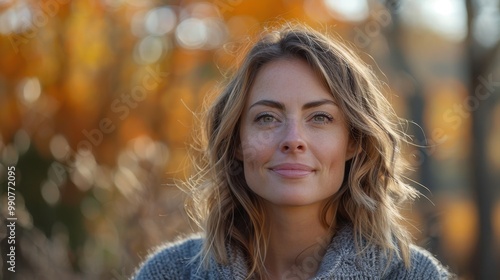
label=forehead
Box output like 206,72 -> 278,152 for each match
246,58 -> 335,104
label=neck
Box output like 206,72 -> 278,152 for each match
262,204 -> 337,279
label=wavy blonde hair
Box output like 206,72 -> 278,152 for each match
185,23 -> 418,278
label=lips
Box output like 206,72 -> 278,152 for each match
269,163 -> 314,178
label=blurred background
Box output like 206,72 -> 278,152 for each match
0,0 -> 498,279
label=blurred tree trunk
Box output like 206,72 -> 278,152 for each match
465,0 -> 499,279
384,3 -> 441,254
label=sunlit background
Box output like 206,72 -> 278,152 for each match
0,0 -> 499,279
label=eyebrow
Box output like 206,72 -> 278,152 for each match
302,99 -> 337,110
248,98 -> 337,111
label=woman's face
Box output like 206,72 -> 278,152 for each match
239,58 -> 356,208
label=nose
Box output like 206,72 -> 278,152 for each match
279,120 -> 306,153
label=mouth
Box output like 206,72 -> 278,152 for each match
269,163 -> 315,178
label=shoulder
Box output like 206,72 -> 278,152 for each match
318,225 -> 454,279
384,244 -> 454,279
133,234 -> 205,280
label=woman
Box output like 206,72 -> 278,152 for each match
134,24 -> 452,279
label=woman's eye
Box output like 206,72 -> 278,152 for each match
262,115 -> 275,122
255,113 -> 278,124
311,113 -> 333,124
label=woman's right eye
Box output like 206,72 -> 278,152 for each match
255,113 -> 278,124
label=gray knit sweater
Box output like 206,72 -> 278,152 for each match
133,225 -> 451,279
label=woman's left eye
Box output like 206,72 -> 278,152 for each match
311,113 -> 334,124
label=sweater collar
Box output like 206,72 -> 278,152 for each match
216,225 -> 366,279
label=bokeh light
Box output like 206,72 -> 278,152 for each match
145,7 -> 177,36
41,180 -> 60,206
0,2 -> 32,34
324,0 -> 369,21
17,77 -> 41,104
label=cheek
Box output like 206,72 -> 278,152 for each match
319,138 -> 350,169
240,137 -> 258,164
240,130 -> 276,163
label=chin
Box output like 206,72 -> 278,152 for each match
266,193 -> 321,207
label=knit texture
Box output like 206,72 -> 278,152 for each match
133,225 -> 452,279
